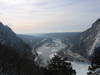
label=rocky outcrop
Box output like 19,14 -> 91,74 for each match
58,18 -> 100,61
72,19 -> 100,58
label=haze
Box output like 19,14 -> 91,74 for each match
0,0 -> 100,33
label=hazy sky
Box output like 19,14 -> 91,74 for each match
0,0 -> 100,33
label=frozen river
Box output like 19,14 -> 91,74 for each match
36,38 -> 89,75
72,62 -> 89,75
37,39 -> 66,65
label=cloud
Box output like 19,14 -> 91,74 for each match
0,0 -> 100,33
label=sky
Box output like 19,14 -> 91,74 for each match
0,0 -> 100,33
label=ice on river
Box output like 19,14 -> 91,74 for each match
72,62 -> 89,75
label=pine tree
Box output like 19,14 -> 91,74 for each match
45,54 -> 76,75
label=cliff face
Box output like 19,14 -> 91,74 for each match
57,19 -> 100,61
78,19 -> 100,57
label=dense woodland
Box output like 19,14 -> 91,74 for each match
0,43 -> 43,75
0,43 -> 77,75
43,55 -> 76,75
1,42 -> 100,75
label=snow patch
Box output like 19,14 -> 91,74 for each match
72,62 -> 89,75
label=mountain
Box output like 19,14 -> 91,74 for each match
0,22 -> 42,75
0,22 -> 37,58
58,18 -> 100,60
59,18 -> 100,61
77,18 -> 100,57
18,34 -> 44,48
19,18 -> 100,64
2,19 -> 100,73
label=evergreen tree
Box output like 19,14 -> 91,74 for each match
45,54 -> 76,75
0,43 -> 43,75
87,47 -> 100,75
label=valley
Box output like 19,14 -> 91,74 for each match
0,18 -> 100,75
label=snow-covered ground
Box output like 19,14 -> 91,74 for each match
36,38 -> 89,74
37,39 -> 66,64
72,62 -> 89,75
